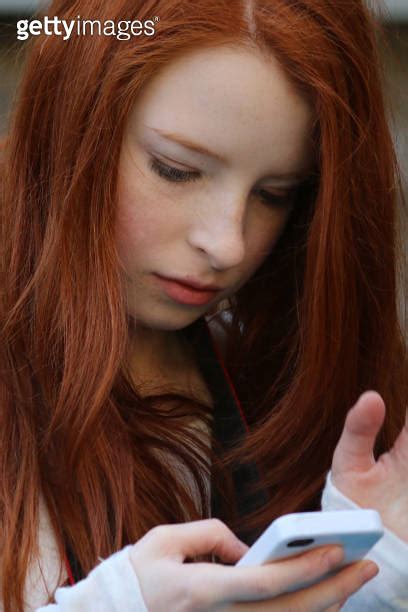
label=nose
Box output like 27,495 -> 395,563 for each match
187,195 -> 247,270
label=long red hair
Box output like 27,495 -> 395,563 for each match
1,0 -> 407,610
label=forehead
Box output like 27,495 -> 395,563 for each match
126,45 -> 314,176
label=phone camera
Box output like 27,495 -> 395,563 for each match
287,538 -> 315,548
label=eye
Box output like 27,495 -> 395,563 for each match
149,155 -> 300,208
149,157 -> 201,183
255,188 -> 297,208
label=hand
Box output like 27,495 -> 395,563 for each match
331,390 -> 408,541
129,518 -> 378,611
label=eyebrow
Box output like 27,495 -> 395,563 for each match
147,126 -> 226,164
146,125 -> 309,182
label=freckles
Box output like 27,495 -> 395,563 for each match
117,170 -> 158,240
117,198 -> 157,256
115,196 -> 147,272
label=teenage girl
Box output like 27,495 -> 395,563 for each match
1,0 -> 407,610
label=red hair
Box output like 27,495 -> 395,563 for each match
1,0 -> 407,609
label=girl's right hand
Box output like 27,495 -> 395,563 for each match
129,518 -> 379,611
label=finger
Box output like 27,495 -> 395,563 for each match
184,544 -> 345,604
332,391 -> 385,474
146,518 -> 249,564
268,560 -> 379,612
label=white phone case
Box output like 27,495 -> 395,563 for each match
236,509 -> 384,569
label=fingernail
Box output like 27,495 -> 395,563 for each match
361,561 -> 379,581
325,547 -> 344,567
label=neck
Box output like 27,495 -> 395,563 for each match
126,319 -> 195,387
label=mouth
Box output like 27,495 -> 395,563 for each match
159,274 -> 222,291
153,274 -> 222,306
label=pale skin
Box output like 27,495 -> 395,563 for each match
332,391 -> 408,542
114,44 -> 407,608
116,43 -> 313,378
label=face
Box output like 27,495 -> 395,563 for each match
116,44 -> 314,332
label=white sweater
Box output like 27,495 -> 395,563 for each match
4,472 -> 403,611
321,472 -> 408,610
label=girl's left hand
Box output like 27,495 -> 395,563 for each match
331,390 -> 408,542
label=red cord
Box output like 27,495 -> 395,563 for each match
203,318 -> 249,432
64,550 -> 76,586
204,318 -> 272,507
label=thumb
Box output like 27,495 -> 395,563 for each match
149,518 -> 249,564
332,390 -> 386,475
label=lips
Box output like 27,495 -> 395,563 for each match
153,274 -> 221,306
159,275 -> 222,291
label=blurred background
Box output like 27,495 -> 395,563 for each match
0,0 -> 407,189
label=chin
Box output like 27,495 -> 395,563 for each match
127,307 -> 204,332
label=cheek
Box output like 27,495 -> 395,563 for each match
115,178 -> 161,270
245,209 -> 290,272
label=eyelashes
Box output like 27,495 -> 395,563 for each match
148,156 -> 298,208
256,189 -> 296,208
149,157 -> 201,183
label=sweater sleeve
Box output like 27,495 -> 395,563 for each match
35,545 -> 149,612
321,470 -> 408,611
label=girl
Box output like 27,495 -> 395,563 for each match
1,0 -> 407,610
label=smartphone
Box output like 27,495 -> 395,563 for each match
235,509 -> 384,575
